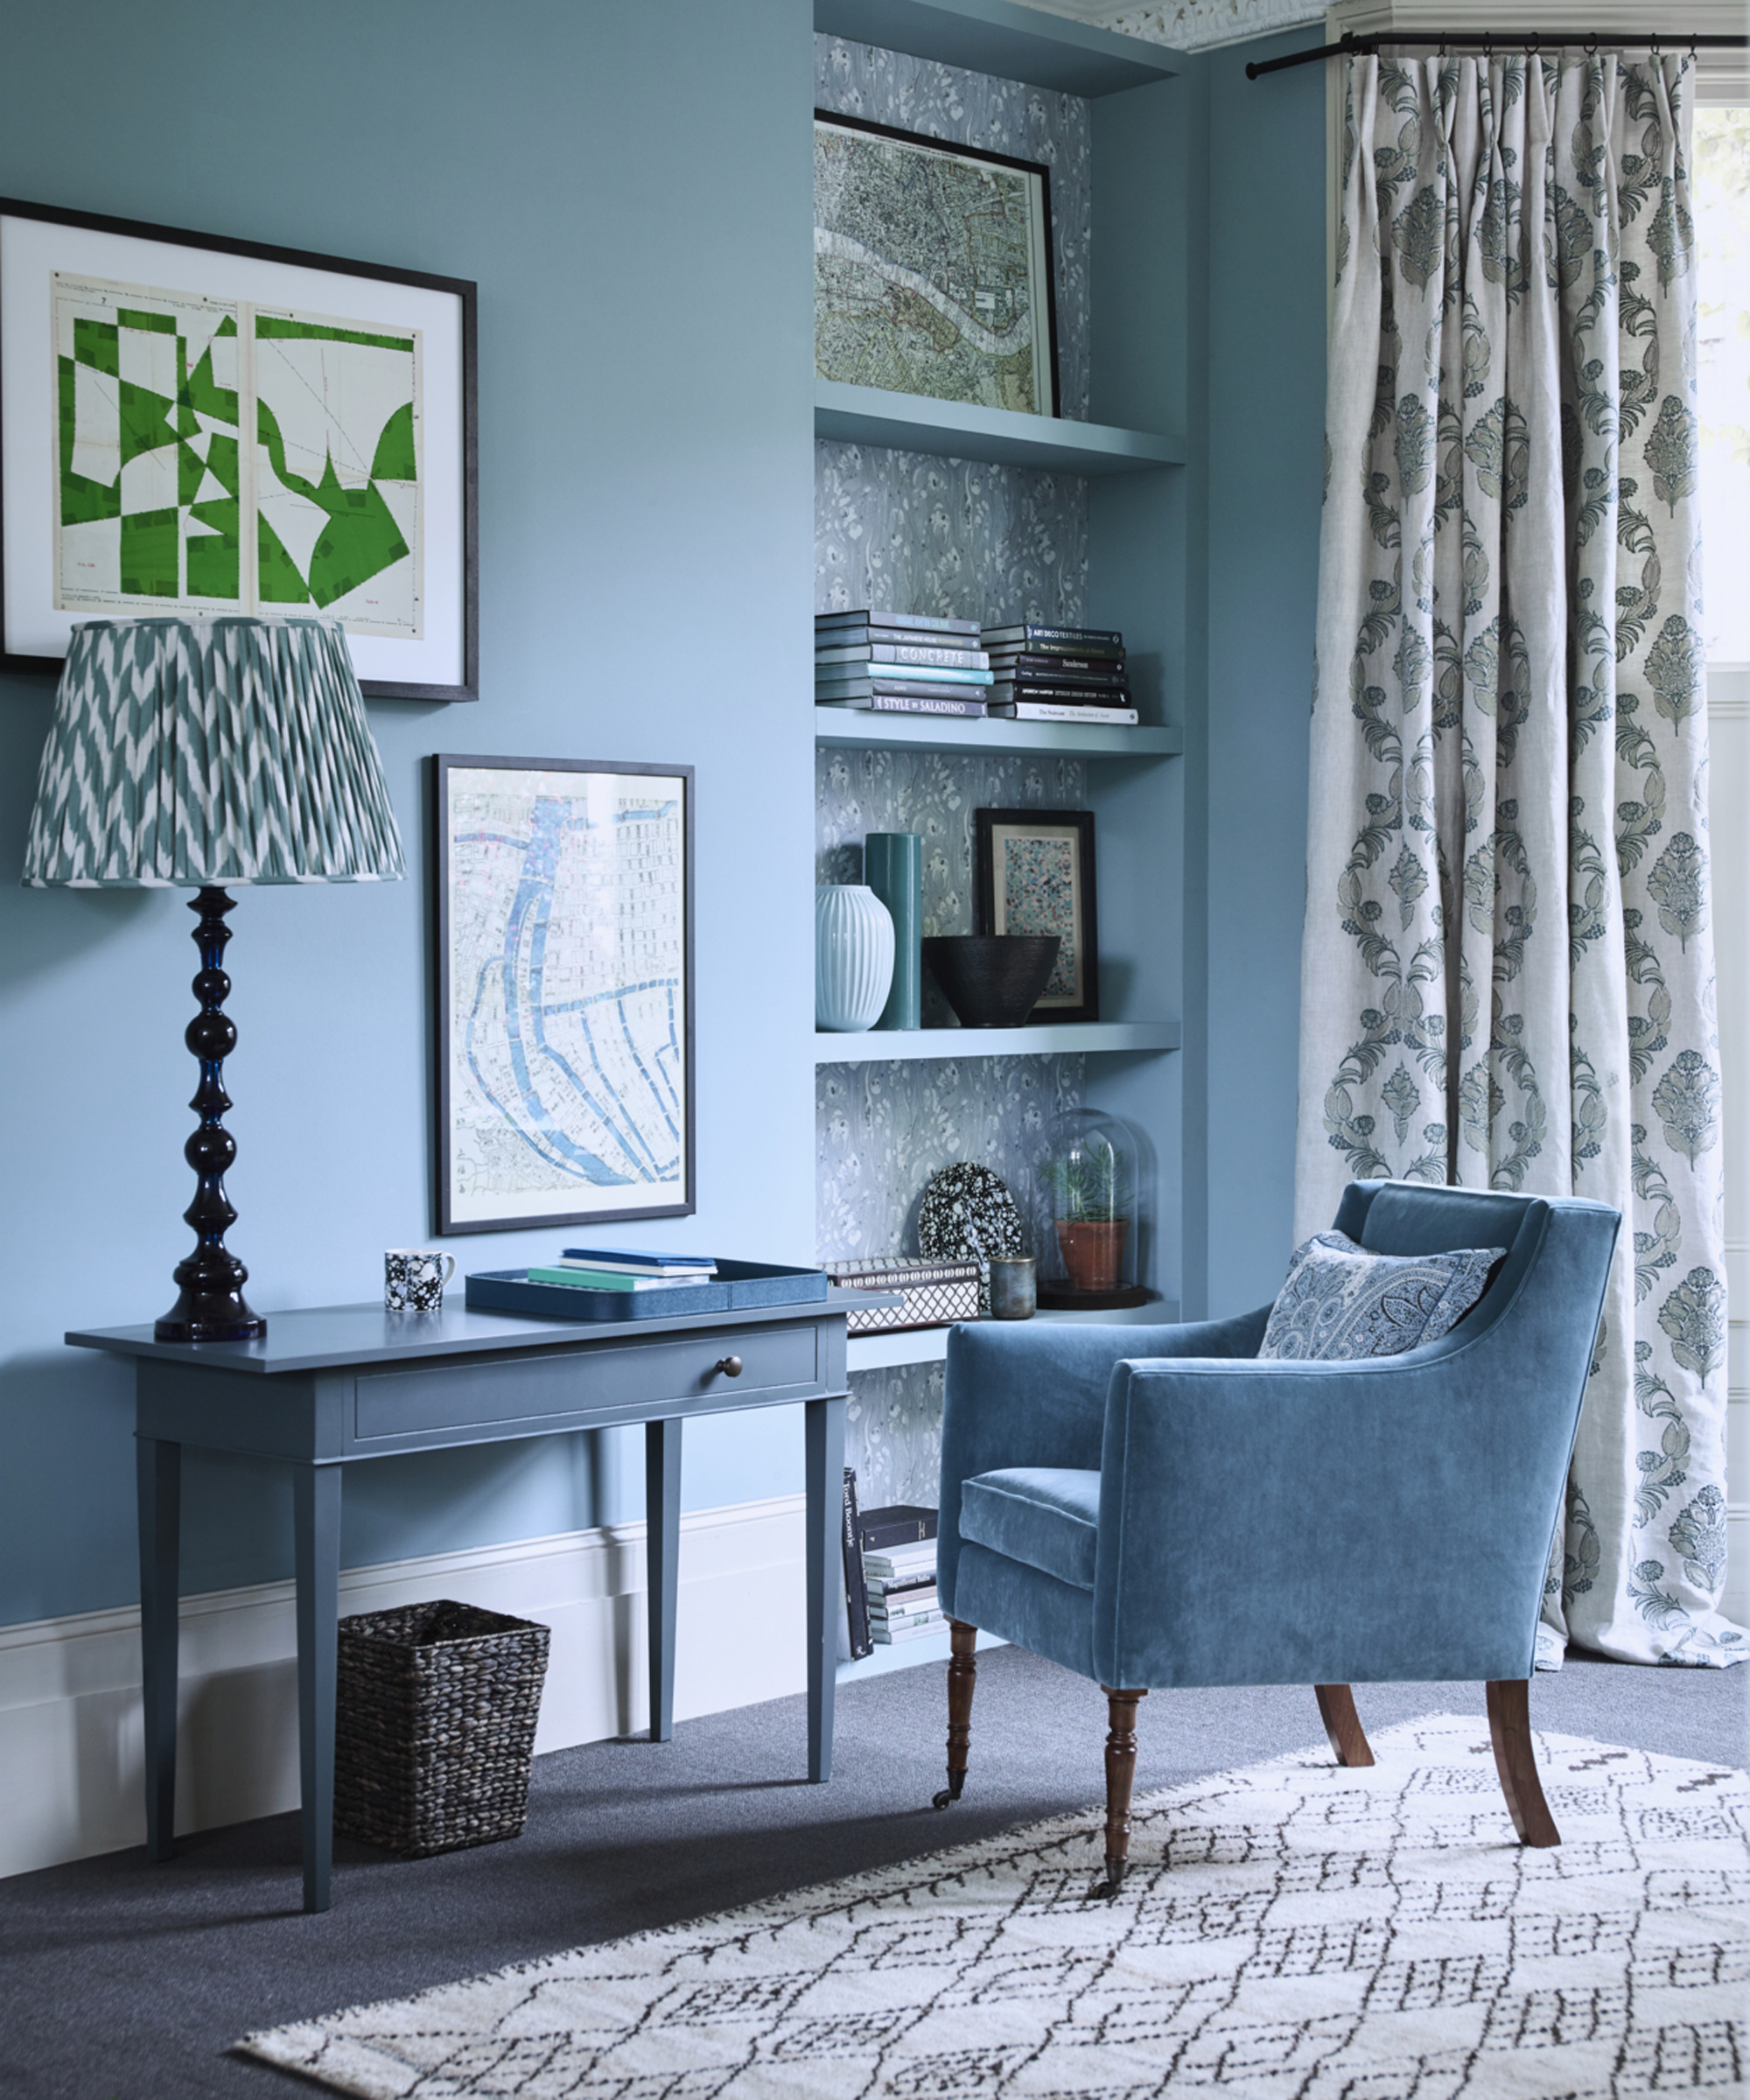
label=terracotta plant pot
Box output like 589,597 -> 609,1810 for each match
1054,1218 -> 1128,1295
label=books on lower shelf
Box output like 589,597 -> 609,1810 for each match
841,1468 -> 873,1661
844,1497 -> 942,1656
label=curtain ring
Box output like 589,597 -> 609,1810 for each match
1585,33 -> 1599,57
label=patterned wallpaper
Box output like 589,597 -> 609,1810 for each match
814,36 -> 1099,1516
1096,0 -> 1322,50
816,442 -> 1089,630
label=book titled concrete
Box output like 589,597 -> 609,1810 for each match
815,641 -> 990,669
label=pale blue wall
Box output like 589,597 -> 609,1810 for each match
0,0 -> 816,1625
0,3 -> 1331,1631
1203,30 -> 1326,1315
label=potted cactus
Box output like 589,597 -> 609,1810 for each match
1042,1124 -> 1132,1295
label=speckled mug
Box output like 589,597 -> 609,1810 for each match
385,1249 -> 456,1312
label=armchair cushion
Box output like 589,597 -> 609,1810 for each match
1258,1228 -> 1503,1362
960,1467 -> 1101,1591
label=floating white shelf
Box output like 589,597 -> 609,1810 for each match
816,1020 -> 1180,1064
846,1297 -> 1183,1373
816,714 -> 1182,761
836,1627 -> 1008,1685
816,381 -> 1184,476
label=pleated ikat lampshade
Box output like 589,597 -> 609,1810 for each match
23,615 -> 405,887
21,615 -> 406,1343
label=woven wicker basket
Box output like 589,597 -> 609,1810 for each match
334,1600 -> 550,1857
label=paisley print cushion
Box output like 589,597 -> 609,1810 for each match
1258,1229 -> 1504,1362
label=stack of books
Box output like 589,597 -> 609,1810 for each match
981,623 -> 1137,724
816,611 -> 992,717
861,1502 -> 942,1644
841,1493 -> 944,1654
523,1247 -> 717,1292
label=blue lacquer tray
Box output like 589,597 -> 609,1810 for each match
466,1258 -> 831,1322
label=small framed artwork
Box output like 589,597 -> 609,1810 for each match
814,111 -> 1059,418
0,196 -> 477,700
975,807 -> 1098,1023
433,755 -> 696,1234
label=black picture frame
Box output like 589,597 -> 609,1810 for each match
1,194 -> 478,701
814,109 -> 1060,420
975,806 -> 1098,1023
432,754 -> 696,1236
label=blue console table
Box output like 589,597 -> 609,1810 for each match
69,1290 -> 882,1912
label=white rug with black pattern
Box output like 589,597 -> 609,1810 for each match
239,1716 -> 1747,2097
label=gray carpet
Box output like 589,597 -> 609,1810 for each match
1,1645 -> 1744,2098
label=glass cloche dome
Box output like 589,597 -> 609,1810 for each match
1033,1107 -> 1148,1310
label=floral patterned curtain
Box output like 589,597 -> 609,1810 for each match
1297,52 -> 1744,1666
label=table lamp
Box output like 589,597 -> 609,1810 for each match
22,616 -> 406,1343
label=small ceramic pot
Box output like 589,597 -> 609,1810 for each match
816,885 -> 895,1032
987,1255 -> 1037,1320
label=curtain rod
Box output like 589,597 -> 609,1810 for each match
1247,28 -> 1748,80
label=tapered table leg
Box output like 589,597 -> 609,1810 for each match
804,1394 -> 845,1782
294,1464 -> 342,1914
136,1435 -> 181,1863
645,1416 -> 682,1743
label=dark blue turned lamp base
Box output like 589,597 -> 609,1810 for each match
156,886 -> 264,1343
19,616 -> 408,1345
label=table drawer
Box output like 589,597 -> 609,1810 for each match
351,1322 -> 823,1444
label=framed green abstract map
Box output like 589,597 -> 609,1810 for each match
0,199 -> 476,700
814,112 -> 1058,417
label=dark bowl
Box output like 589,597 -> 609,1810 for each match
922,934 -> 1061,1028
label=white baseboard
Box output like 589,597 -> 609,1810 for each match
0,1493 -> 813,1883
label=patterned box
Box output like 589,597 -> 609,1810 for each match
826,1256 -> 981,1334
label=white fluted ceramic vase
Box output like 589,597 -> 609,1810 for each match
816,885 -> 895,1032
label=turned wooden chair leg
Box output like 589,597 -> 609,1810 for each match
1089,1686 -> 1147,1898
1314,1684 -> 1375,1768
932,1620 -> 977,1810
1487,1678 -> 1560,1846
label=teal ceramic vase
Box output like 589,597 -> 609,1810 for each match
864,832 -> 922,1030
816,885 -> 895,1031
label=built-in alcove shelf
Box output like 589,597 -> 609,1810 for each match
846,1295 -> 1182,1373
815,0 -> 1184,98
816,715 -> 1182,761
816,1020 -> 1180,1063
816,381 -> 1184,476
837,1628 -> 1007,1684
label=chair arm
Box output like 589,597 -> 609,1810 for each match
937,1310 -> 1269,1615
1092,1342 -> 1586,1691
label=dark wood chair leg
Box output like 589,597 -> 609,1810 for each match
1089,1686 -> 1147,1897
1487,1679 -> 1560,1846
932,1620 -> 977,1810
1314,1684 -> 1375,1767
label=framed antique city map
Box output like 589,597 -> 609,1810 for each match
0,197 -> 476,700
814,112 -> 1058,416
433,755 -> 696,1233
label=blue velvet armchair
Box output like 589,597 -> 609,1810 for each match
934,1180 -> 1620,1891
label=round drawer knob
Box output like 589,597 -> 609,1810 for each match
714,1354 -> 744,1379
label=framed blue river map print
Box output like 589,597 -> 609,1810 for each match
433,754 -> 696,1233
